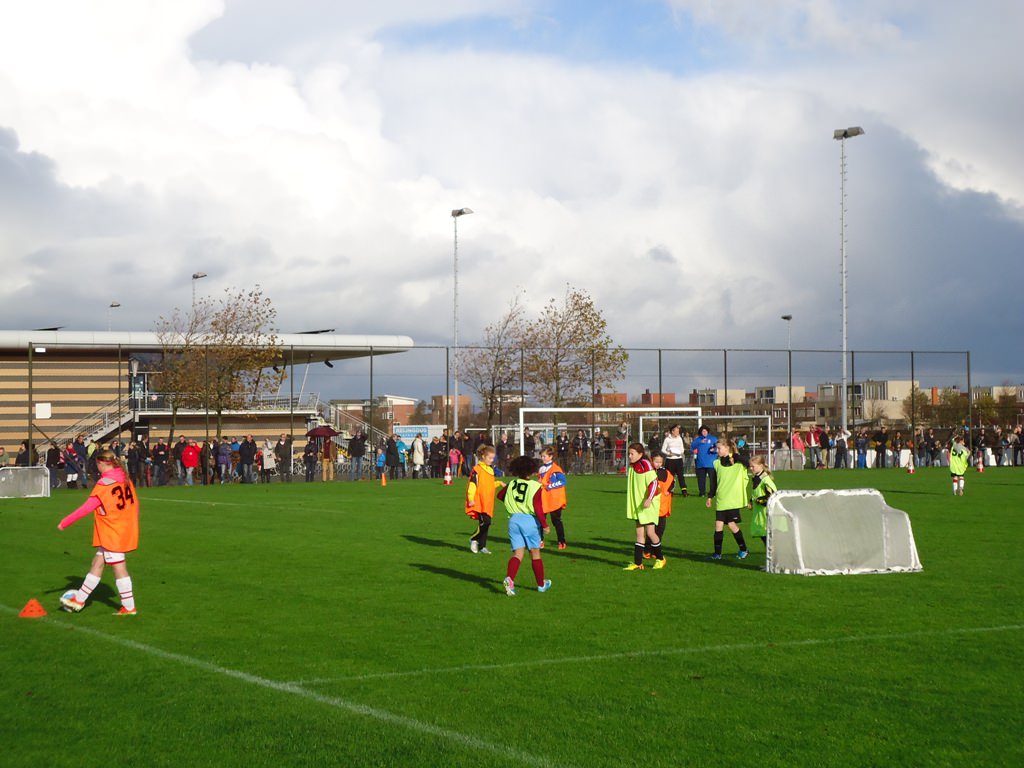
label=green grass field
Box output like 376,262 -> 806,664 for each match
2,467 -> 1022,767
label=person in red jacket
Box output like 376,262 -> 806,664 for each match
182,439 -> 201,486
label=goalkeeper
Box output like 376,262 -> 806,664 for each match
749,455 -> 777,545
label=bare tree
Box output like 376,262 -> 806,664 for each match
457,293 -> 526,428
521,285 -> 628,407
154,286 -> 286,438
153,298 -> 214,442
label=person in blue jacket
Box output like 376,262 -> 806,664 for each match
691,424 -> 719,497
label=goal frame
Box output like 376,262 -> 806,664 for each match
639,413 -> 775,471
517,407 -> 703,450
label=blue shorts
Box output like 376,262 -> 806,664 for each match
508,514 -> 542,551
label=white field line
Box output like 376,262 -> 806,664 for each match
288,623 -> 1024,686
0,604 -> 570,768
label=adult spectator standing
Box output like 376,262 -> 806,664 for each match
691,425 -> 719,497
396,435 -> 409,478
495,432 -> 511,474
660,424 -> 689,496
302,440 -> 318,482
973,427 -> 988,468
806,427 -> 822,469
45,442 -> 62,490
790,429 -> 805,468
891,431 -> 905,468
385,433 -> 401,480
410,433 -> 426,478
321,438 -> 335,482
274,433 -> 293,482
15,440 -> 37,467
62,441 -> 84,488
152,438 -> 169,486
182,439 -> 200,486
556,429 -> 571,470
572,429 -> 590,474
199,439 -> 213,485
833,426 -> 851,468
855,430 -> 868,468
923,429 -> 937,467
523,429 -> 536,459
74,435 -> 89,484
819,426 -> 832,468
428,436 -> 442,478
172,435 -> 187,485
1010,425 -> 1023,466
127,441 -> 142,486
873,426 -> 889,468
347,430 -> 366,480
993,426 -> 1006,466
238,434 -> 258,484
216,439 -> 232,483
260,438 -> 277,483
137,437 -> 152,487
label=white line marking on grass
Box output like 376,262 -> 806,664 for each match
289,623 -> 1024,685
0,604 -> 571,768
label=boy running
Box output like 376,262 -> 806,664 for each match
497,456 -> 552,596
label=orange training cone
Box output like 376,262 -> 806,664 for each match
19,599 -> 47,618
380,472 -> 387,487
976,455 -> 985,473
907,455 -> 915,474
443,466 -> 452,486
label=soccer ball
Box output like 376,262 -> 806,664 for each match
60,590 -> 82,612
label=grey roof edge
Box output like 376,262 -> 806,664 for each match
0,330 -> 415,357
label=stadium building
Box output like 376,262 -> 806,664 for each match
0,329 -> 413,455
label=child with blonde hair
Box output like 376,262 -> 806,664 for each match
58,448 -> 140,615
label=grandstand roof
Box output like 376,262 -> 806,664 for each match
0,330 -> 414,363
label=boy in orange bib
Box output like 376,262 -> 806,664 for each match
58,448 -> 140,615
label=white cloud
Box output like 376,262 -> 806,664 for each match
0,0 -> 1020,390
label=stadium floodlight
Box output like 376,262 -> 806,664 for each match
451,207 -> 474,432
833,126 -> 864,433
191,271 -> 208,311
108,302 -> 120,332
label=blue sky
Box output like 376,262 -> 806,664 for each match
1,0 -> 1022,398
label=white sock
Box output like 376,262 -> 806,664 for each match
958,478 -> 965,494
76,572 -> 101,603
115,576 -> 135,611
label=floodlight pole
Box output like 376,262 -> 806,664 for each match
451,207 -> 473,433
833,126 -> 864,433
782,315 -> 793,447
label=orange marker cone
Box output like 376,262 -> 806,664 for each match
443,466 -> 452,486
907,455 -> 915,474
19,599 -> 47,618
380,472 -> 387,487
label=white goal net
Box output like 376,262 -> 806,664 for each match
638,413 -> 774,471
516,407 -> 702,473
0,466 -> 51,499
766,489 -> 922,576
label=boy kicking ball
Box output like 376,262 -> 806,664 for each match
58,448 -> 140,615
497,456 -> 552,596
